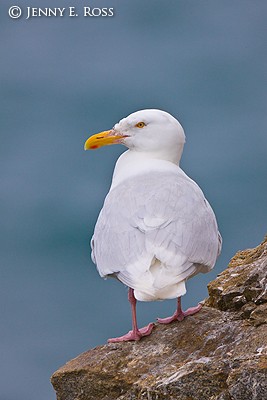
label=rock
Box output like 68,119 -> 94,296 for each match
206,236 -> 267,314
51,237 -> 267,400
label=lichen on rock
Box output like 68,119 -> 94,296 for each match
51,237 -> 267,400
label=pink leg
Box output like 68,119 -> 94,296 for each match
157,297 -> 202,324
108,288 -> 154,343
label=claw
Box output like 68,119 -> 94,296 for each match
108,323 -> 154,343
157,299 -> 202,325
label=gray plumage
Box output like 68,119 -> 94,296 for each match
91,169 -> 221,301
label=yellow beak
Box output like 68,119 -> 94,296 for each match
84,130 -> 126,150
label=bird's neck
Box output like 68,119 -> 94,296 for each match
110,150 -> 182,190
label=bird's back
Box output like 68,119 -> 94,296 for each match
91,169 -> 221,301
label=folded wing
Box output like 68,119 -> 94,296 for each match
91,171 -> 221,300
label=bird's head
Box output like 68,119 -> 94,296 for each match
84,109 -> 186,164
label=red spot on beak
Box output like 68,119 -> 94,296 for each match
90,145 -> 98,149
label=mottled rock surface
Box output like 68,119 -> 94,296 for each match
51,237 -> 267,400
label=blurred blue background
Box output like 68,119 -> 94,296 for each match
1,0 -> 266,398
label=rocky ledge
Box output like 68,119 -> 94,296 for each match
51,237 -> 267,400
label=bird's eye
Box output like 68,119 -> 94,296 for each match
135,122 -> 146,128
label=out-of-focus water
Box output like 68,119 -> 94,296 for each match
1,1 -> 266,398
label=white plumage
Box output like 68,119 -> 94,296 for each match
92,167 -> 221,301
85,109 -> 222,341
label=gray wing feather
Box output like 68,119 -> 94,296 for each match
91,171 -> 221,289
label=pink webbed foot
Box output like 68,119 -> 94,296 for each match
157,301 -> 202,324
108,322 -> 154,343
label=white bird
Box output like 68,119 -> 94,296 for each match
84,109 -> 222,342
